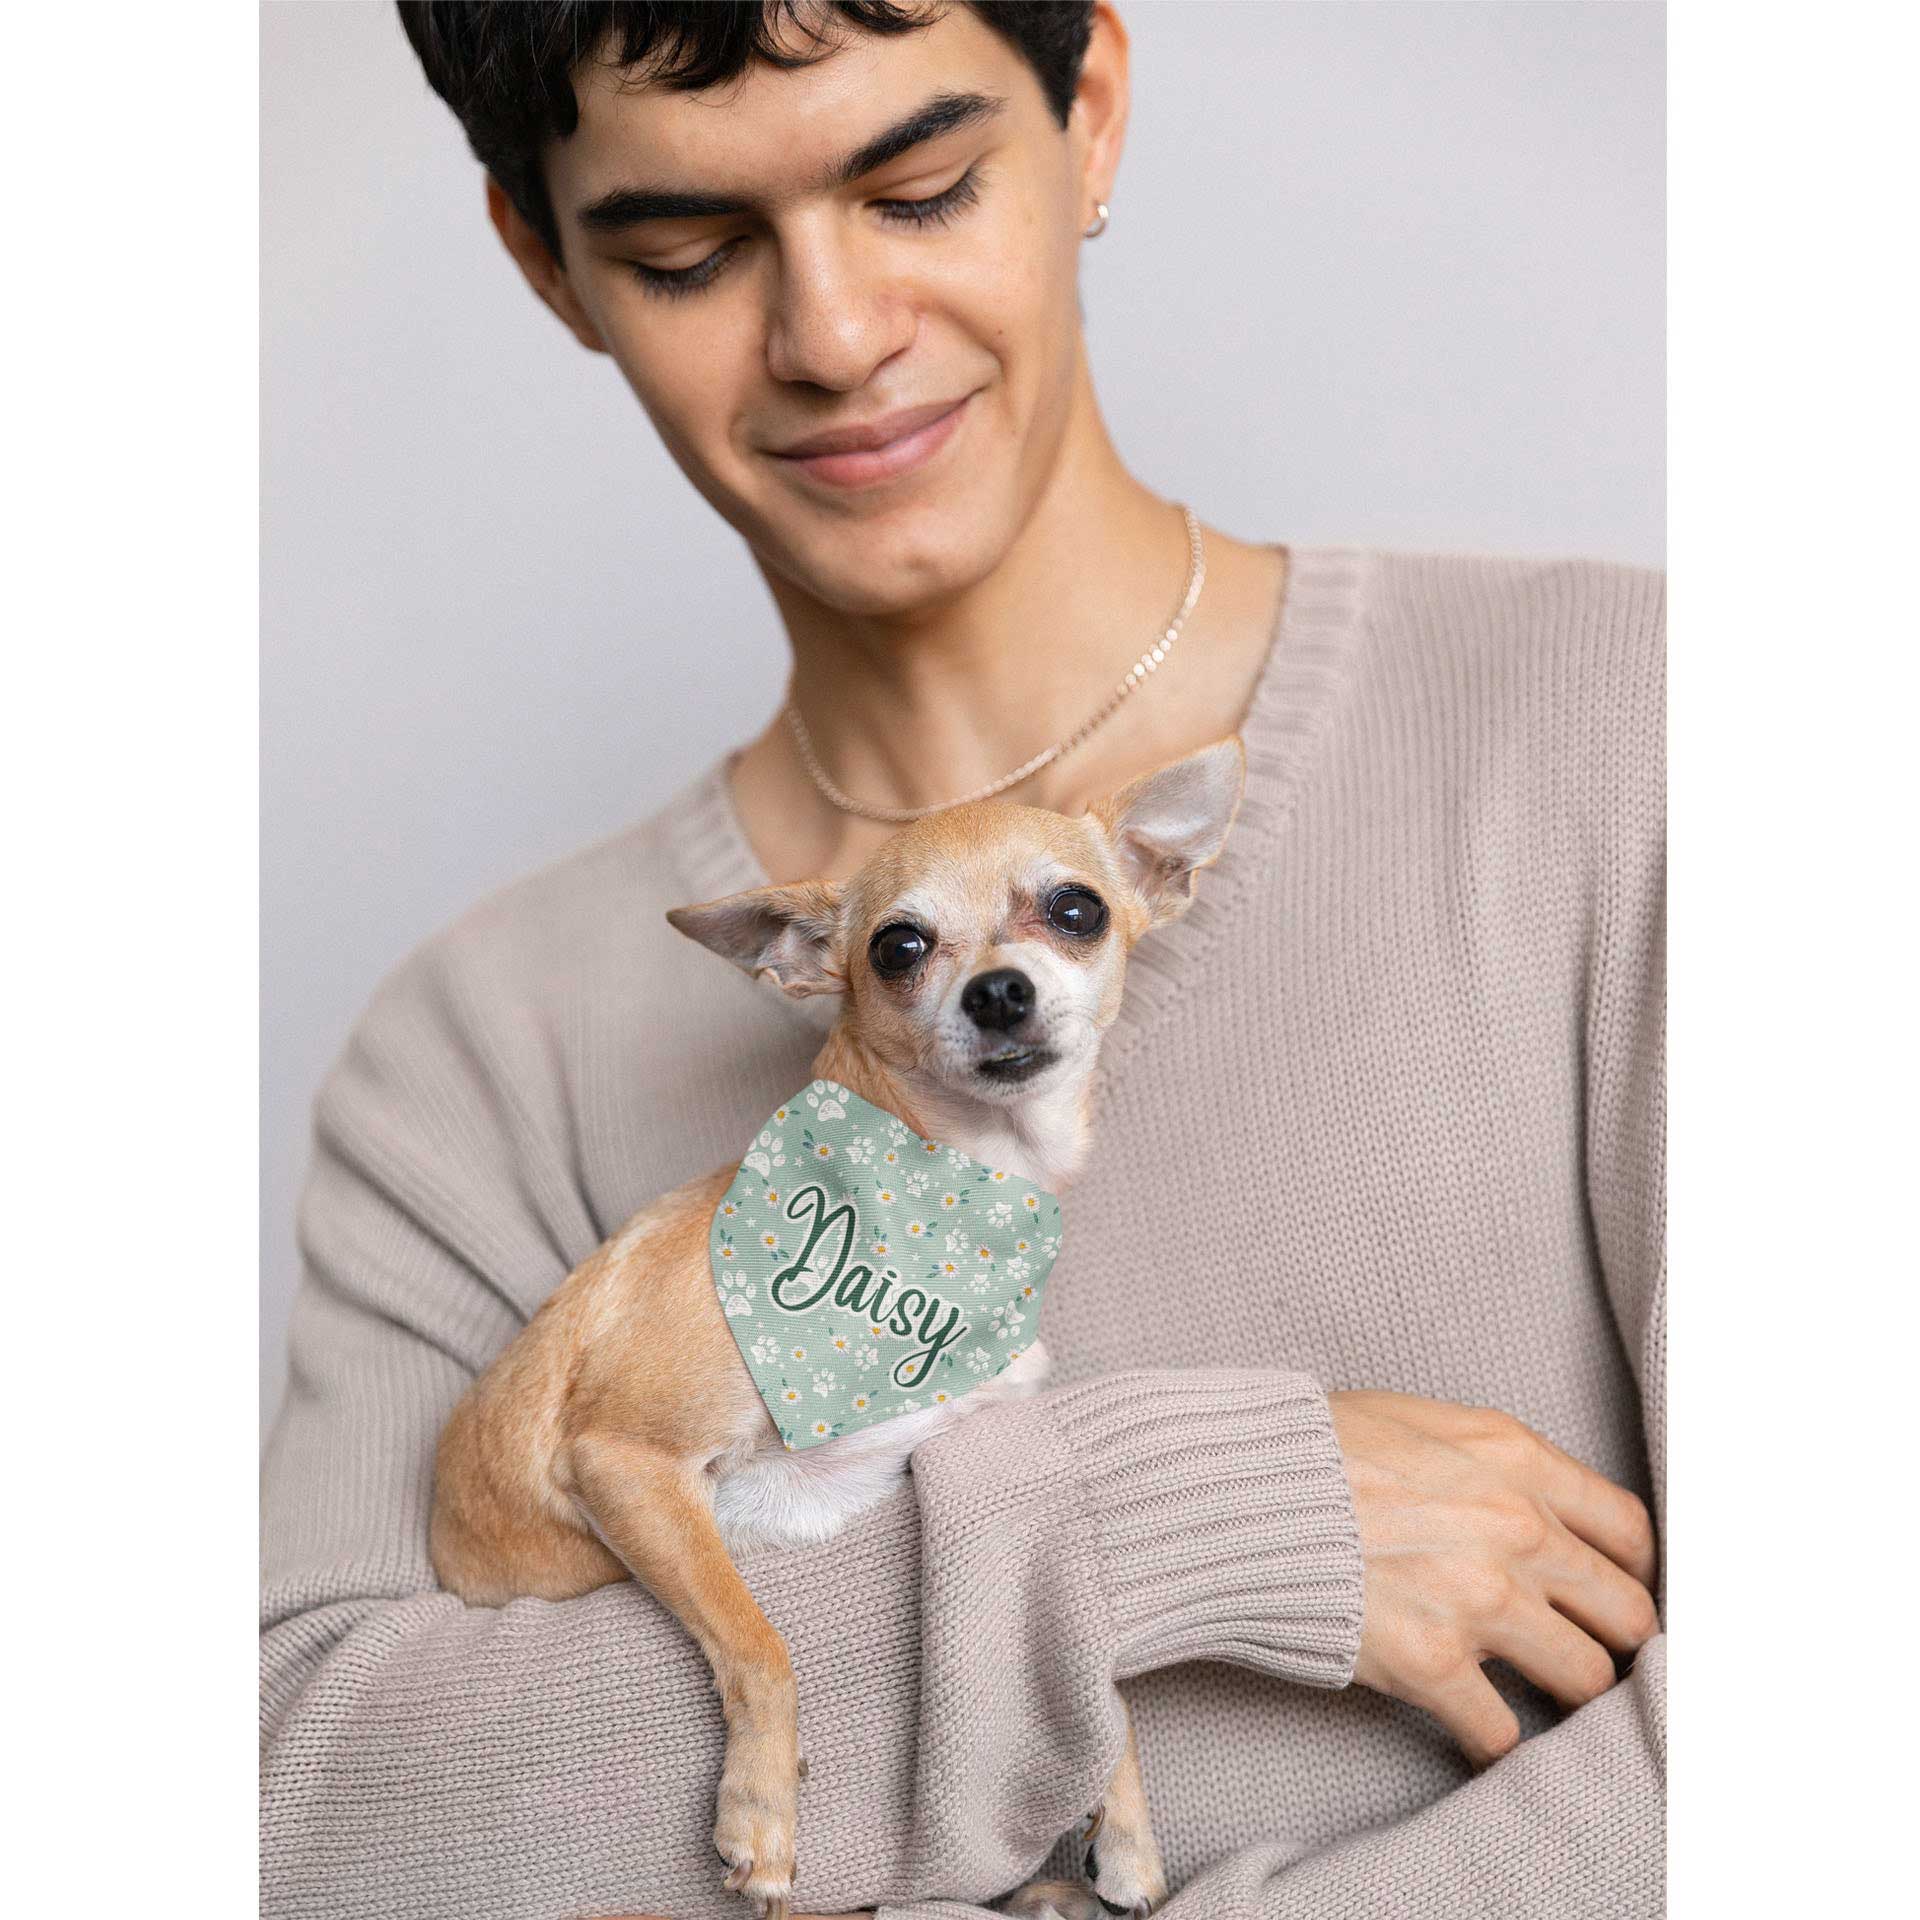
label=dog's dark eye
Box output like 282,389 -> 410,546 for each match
1046,887 -> 1108,938
869,923 -> 932,977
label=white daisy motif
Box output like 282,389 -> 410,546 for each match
933,1390 -> 951,1405
831,1334 -> 850,1352
877,1188 -> 896,1205
906,1220 -> 928,1239
940,1192 -> 960,1210
790,1345 -> 807,1362
852,1394 -> 870,1411
812,1419 -> 832,1437
782,1386 -> 801,1405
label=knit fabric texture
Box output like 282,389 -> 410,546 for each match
260,542 -> 1666,1919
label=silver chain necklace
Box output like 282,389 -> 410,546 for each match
782,502 -> 1207,824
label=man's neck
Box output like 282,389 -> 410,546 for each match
728,348 -> 1289,885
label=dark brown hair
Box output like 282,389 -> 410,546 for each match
395,1 -> 1097,260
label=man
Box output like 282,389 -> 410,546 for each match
262,5 -> 1664,1915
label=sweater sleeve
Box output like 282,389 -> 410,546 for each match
879,562 -> 1668,1920
260,942 -> 1365,1920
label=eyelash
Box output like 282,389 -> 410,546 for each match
627,163 -> 985,300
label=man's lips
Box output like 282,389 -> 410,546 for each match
766,393 -> 974,489
771,396 -> 969,458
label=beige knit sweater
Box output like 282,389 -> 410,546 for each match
260,542 -> 1666,1919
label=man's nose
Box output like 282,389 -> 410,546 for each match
763,225 -> 917,391
961,968 -> 1034,1032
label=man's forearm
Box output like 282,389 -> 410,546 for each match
263,1366 -> 1362,1920
875,1637 -> 1664,1920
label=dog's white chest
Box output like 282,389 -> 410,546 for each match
708,1341 -> 1051,1554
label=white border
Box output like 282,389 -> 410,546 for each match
5,2 -> 258,1908
1672,0 -> 1914,1910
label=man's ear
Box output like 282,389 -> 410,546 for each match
665,880 -> 847,998
1088,735 -> 1247,929
484,174 -> 609,356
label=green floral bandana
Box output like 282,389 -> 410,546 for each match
709,1080 -> 1064,1451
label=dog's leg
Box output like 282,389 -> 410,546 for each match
569,1432 -> 801,1920
1081,1704 -> 1167,1916
996,1700 -> 1167,1920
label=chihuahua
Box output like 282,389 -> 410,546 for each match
429,735 -> 1248,1920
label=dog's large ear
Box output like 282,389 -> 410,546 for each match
666,880 -> 847,998
1088,735 -> 1247,929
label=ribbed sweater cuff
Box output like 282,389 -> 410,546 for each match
1041,1370 -> 1364,1689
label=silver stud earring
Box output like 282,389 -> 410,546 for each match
1083,201 -> 1110,239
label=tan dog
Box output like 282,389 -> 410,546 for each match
430,736 -> 1248,1920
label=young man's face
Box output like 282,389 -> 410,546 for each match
516,2 -> 1121,615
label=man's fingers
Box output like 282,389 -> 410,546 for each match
1481,1592 -> 1620,1715
1406,1660 -> 1522,1771
1542,1527 -> 1661,1655
1526,1432 -> 1659,1588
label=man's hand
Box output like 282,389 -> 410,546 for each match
1327,1389 -> 1660,1767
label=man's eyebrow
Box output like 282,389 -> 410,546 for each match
574,88 -> 1009,234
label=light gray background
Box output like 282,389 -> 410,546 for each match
261,0 -> 1663,1435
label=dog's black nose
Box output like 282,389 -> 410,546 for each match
961,967 -> 1034,1031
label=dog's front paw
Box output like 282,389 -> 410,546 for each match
714,1755 -> 797,1920
1085,1810 -> 1168,1918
